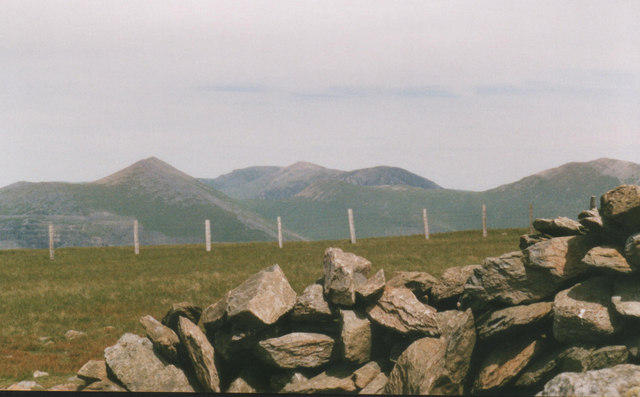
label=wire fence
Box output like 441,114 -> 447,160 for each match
0,197 -> 598,256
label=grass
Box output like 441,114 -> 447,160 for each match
0,228 -> 526,389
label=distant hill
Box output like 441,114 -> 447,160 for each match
0,157 -> 304,249
245,158 -> 640,240
201,161 -> 441,200
1,157 -> 638,248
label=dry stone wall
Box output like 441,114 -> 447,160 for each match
65,184 -> 640,395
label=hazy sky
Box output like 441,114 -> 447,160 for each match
1,1 -> 638,191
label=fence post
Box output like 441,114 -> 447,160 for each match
482,204 -> 487,238
134,220 -> 139,255
49,223 -> 54,260
529,203 -> 534,234
277,216 -> 283,249
423,208 -> 430,240
590,196 -> 597,210
205,219 -> 211,252
348,208 -> 356,244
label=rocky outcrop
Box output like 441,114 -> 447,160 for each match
69,184 -> 640,395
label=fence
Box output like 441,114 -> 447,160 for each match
5,197 -> 597,259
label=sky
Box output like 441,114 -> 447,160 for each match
1,1 -> 639,191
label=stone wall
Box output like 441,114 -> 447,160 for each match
65,184 -> 640,395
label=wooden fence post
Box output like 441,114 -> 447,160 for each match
423,208 -> 430,240
529,203 -> 534,233
482,204 -> 487,238
49,223 -> 54,260
348,208 -> 356,244
205,219 -> 211,252
590,196 -> 597,210
134,220 -> 139,255
277,216 -> 283,249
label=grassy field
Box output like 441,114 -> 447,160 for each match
0,228 -> 526,388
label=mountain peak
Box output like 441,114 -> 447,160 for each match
94,157 -> 194,186
285,161 -> 328,171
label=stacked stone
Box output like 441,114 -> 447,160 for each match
461,184 -> 640,396
72,184 -> 640,396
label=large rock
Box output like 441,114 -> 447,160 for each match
356,269 -> 386,301
161,302 -> 202,332
139,315 -> 182,364
462,251 -> 558,310
226,264 -> 297,327
558,345 -> 629,373
291,283 -> 333,322
533,217 -> 586,236
177,317 -> 220,393
256,332 -> 335,369
431,265 -> 481,305
281,364 -> 357,393
612,276 -> 640,318
384,336 -> 448,395
553,277 -> 623,344
340,309 -> 372,364
433,309 -> 476,395
323,248 -> 371,306
524,236 -> 593,280
600,184 -> 640,233
366,286 -> 440,336
77,359 -> 108,383
582,246 -> 633,274
386,271 -> 438,299
539,364 -> 640,397
475,301 -> 553,342
104,333 -> 195,392
472,337 -> 544,392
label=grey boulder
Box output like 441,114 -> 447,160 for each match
366,286 -> 440,336
226,264 -> 297,327
104,333 -> 195,392
256,332 -> 335,369
539,364 -> 640,397
323,247 -> 371,306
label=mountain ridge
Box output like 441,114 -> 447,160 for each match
1,156 -> 638,248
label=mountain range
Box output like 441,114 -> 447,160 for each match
1,157 -> 638,249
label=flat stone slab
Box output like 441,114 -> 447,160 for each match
473,337 -> 544,392
256,332 -> 335,369
366,286 -> 439,336
476,301 -> 553,341
462,251 -> 557,310
139,314 -> 182,364
582,246 -> 632,274
177,317 -> 220,393
533,217 -> 586,236
524,236 -> 593,280
553,277 -> 622,344
356,269 -> 386,301
386,271 -> 438,298
104,333 -> 194,392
